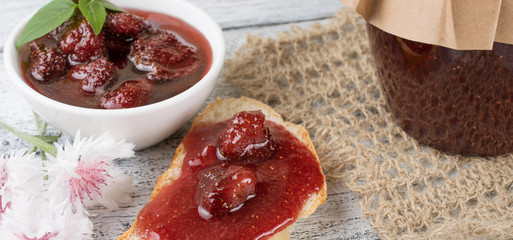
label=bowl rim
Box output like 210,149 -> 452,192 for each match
3,0 -> 225,117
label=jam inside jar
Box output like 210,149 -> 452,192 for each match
367,24 -> 513,156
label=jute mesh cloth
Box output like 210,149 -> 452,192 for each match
224,8 -> 513,240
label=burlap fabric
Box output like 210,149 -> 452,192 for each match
224,8 -> 513,240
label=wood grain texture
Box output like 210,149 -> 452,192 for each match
190,0 -> 344,29
0,0 -> 377,239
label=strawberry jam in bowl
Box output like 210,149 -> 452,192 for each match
4,0 -> 225,150
18,8 -> 212,109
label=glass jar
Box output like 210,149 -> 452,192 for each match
367,24 -> 513,156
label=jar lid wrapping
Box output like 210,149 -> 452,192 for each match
340,0 -> 510,50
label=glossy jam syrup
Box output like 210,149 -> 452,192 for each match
135,121 -> 324,240
367,24 -> 513,156
19,9 -> 212,109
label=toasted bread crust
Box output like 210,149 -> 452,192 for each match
119,97 -> 327,240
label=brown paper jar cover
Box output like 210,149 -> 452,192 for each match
339,0 -> 513,50
340,0 -> 513,156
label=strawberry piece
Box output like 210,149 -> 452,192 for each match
197,165 -> 257,219
29,42 -> 67,82
104,12 -> 150,38
146,67 -> 196,83
218,111 -> 276,162
72,57 -> 116,93
48,26 -> 61,41
103,12 -> 150,66
104,36 -> 132,65
58,16 -> 106,65
128,29 -> 198,82
100,80 -> 150,109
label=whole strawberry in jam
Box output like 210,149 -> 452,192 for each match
103,12 -> 150,66
218,111 -> 276,162
58,15 -> 106,65
197,165 -> 257,219
128,29 -> 198,82
104,12 -> 150,39
72,57 -> 116,93
28,42 -> 67,82
100,80 -> 150,109
104,36 -> 132,67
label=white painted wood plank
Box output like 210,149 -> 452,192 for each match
192,0 -> 344,29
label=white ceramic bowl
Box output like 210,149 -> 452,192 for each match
4,0 -> 225,150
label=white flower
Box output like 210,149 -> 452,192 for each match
0,192 -> 93,240
82,166 -> 137,210
0,150 -> 44,214
45,131 -> 136,209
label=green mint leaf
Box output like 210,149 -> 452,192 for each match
16,0 -> 76,48
97,0 -> 125,12
79,0 -> 106,35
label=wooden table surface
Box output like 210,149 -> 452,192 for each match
0,0 -> 379,239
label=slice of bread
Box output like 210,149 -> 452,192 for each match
119,97 -> 327,240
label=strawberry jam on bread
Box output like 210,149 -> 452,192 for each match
119,97 -> 327,240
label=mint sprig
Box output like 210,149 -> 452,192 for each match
16,0 -> 125,48
16,0 -> 76,48
79,0 -> 106,35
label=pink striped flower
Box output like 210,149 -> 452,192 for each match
45,131 -> 136,210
